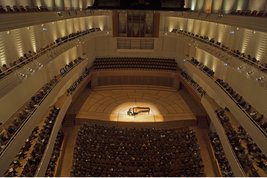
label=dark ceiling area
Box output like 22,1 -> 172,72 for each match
88,0 -> 190,11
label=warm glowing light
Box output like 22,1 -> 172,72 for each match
240,29 -> 252,53
212,0 -> 223,13
190,0 -> 197,10
110,102 -> 164,122
223,0 -> 236,14
87,0 -> 95,7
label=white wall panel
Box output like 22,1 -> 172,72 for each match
222,0 -> 236,13
55,0 -> 64,10
211,0 -> 223,13
236,0 -> 249,10
64,0 -> 71,10
248,0 -> 266,11
0,0 -> 16,6
196,0 -> 205,11
16,0 -> 31,6
203,0 -> 212,13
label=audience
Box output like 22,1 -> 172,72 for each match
45,131 -> 64,177
180,71 -> 206,96
0,5 -> 49,13
216,78 -> 267,135
0,28 -> 100,79
67,68 -> 90,95
172,29 -> 267,72
60,57 -> 85,76
93,57 -> 177,71
216,108 -> 267,176
0,55 -> 85,155
230,10 -> 267,17
71,124 -> 205,177
209,132 -> 234,177
189,57 -> 214,77
4,106 -> 60,176
0,77 -> 58,153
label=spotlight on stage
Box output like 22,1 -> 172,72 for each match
109,102 -> 163,122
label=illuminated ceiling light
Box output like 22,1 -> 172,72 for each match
236,27 -> 239,30
7,31 -> 10,35
27,27 -> 30,30
253,30 -> 256,34
41,24 -> 44,27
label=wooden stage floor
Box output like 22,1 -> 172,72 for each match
71,85 -> 205,124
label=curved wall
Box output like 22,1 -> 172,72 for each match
0,14 -> 111,66
161,15 -> 267,63
185,0 -> 267,13
0,0 -> 95,10
168,32 -> 267,117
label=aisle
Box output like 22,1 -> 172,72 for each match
58,124 -> 80,176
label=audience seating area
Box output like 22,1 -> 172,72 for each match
0,56 -> 85,156
0,5 -> 49,13
0,28 -> 100,79
230,10 -> 267,17
45,131 -> 64,177
59,57 -> 85,76
208,132 -> 234,177
186,56 -> 266,136
216,108 -> 267,176
71,124 -> 204,177
93,57 -> 177,71
0,77 -> 58,154
189,57 -> 215,77
4,106 -> 60,177
180,71 -> 206,97
67,67 -> 90,95
216,79 -> 267,136
172,29 -> 267,72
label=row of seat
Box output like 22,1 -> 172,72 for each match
0,77 -> 58,154
189,57 -> 215,77
187,57 -> 267,136
172,29 -> 267,72
59,57 -> 85,76
4,106 -> 60,177
216,78 -> 267,135
45,131 -> 64,177
0,55 -> 84,156
0,27 -> 100,80
180,71 -> 206,97
0,5 -> 48,13
71,124 -> 205,177
230,10 -> 267,18
93,57 -> 177,71
216,108 -> 267,176
237,126 -> 267,174
209,132 -> 234,177
67,67 -> 90,95
95,57 -> 176,63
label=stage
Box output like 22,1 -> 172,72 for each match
72,85 -> 205,124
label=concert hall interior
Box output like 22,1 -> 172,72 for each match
0,0 -> 267,177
